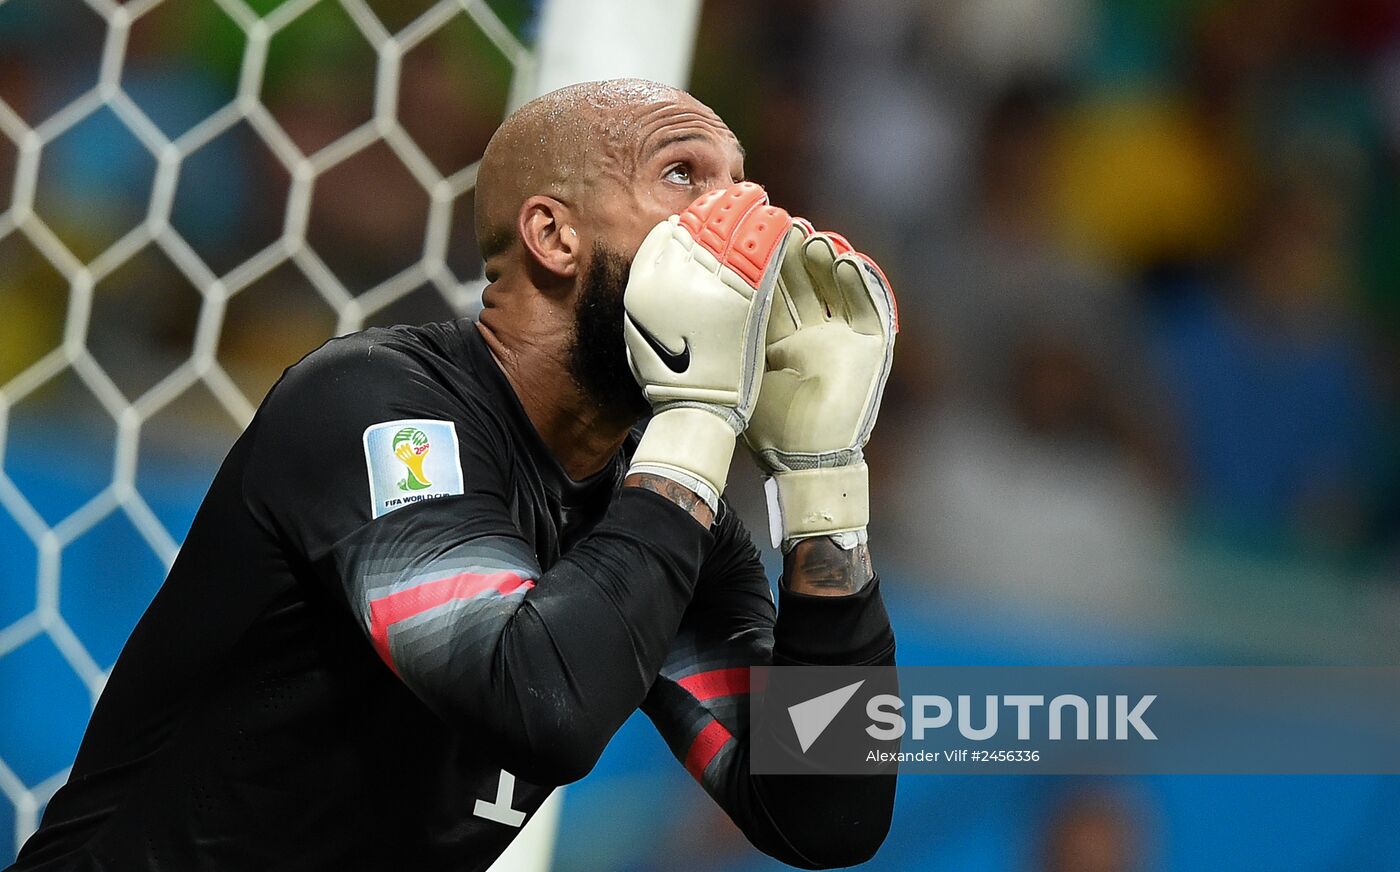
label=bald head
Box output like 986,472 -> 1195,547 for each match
473,80 -> 747,446
474,78 -> 743,278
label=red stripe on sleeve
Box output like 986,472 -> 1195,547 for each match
677,667 -> 750,702
368,570 -> 534,672
683,719 -> 734,782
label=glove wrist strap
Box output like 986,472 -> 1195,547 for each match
629,407 -> 738,514
764,463 -> 870,550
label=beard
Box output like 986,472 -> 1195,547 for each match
568,242 -> 650,426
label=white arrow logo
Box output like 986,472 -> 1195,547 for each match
788,680 -> 866,753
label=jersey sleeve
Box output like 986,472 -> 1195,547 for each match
641,506 -> 897,870
241,335 -> 711,786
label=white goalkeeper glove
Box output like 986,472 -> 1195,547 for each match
743,220 -> 898,551
624,182 -> 791,514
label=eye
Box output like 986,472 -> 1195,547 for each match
664,163 -> 693,185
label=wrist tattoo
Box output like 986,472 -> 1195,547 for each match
624,473 -> 715,528
783,537 -> 873,597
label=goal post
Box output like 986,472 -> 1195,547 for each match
0,0 -> 703,865
524,0 -> 702,101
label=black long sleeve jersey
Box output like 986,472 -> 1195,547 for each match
10,319 -> 896,871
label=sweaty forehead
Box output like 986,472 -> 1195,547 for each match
475,80 -> 738,260
586,91 -> 739,180
631,97 -> 737,155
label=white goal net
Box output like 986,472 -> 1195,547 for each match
0,0 -> 698,861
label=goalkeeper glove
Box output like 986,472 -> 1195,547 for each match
743,220 -> 898,551
624,182 -> 791,514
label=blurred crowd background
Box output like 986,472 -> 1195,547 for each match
703,0 -> 1400,627
3,0 -> 1400,869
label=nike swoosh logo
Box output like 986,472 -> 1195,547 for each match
627,315 -> 691,373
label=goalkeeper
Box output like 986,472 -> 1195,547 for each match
11,79 -> 898,871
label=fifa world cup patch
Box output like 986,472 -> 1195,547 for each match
362,419 -> 465,518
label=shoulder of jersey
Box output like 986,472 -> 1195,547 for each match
277,327 -> 427,390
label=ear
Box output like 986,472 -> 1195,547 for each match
518,195 -> 580,280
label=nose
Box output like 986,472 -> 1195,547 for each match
696,179 -> 742,198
